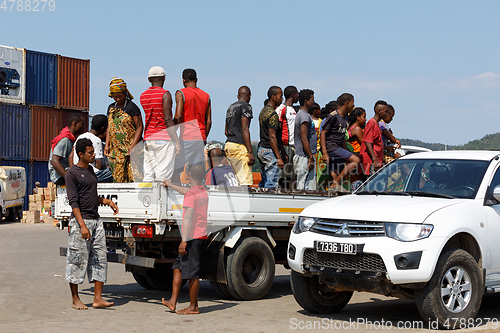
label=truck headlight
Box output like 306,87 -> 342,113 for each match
292,217 -> 317,234
385,223 -> 433,242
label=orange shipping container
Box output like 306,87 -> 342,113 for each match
57,55 -> 90,111
31,106 -> 89,161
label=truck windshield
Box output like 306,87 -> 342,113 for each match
356,159 -> 489,199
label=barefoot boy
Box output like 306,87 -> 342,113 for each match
162,163 -> 208,314
65,138 -> 119,310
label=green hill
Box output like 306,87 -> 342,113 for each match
401,132 -> 500,151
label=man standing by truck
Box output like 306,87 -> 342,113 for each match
141,66 -> 181,182
49,113 -> 84,185
65,138 -> 118,310
162,163 -> 208,314
224,85 -> 254,186
172,69 -> 212,183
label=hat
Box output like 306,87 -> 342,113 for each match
35,181 -> 40,186
148,66 -> 166,78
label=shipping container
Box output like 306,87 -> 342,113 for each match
57,56 -> 90,111
0,103 -> 31,160
25,50 -> 57,106
32,161 -> 50,188
31,106 -> 89,161
0,45 -> 25,105
0,160 -> 31,210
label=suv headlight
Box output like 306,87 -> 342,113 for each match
292,217 -> 317,234
385,223 -> 433,242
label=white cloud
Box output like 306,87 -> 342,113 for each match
475,72 -> 500,80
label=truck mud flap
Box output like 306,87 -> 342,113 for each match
59,247 -> 155,268
200,240 -> 226,283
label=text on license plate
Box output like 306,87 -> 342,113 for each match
316,241 -> 357,255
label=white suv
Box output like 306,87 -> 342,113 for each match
288,151 -> 500,329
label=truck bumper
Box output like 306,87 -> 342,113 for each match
59,247 -> 156,268
287,230 -> 446,285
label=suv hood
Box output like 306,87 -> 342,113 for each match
301,194 -> 463,223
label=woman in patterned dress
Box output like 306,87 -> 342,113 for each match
104,78 -> 143,182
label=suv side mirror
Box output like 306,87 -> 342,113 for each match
493,185 -> 500,202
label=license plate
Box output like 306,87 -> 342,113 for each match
315,241 -> 357,255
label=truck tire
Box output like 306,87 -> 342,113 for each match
5,207 -> 16,221
415,249 -> 483,329
210,281 -> 232,299
226,237 -> 275,300
290,270 -> 353,314
145,264 -> 175,291
132,272 -> 154,290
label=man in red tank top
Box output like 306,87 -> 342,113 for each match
172,69 -> 212,183
140,66 -> 181,182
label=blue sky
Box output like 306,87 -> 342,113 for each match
2,0 -> 499,145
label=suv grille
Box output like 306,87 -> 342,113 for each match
303,248 -> 387,273
310,219 -> 385,237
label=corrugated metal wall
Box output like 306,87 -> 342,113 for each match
31,106 -> 63,161
57,56 -> 90,110
0,103 -> 31,160
25,50 -> 57,106
30,107 -> 89,161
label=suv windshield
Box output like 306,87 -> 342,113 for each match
356,159 -> 489,199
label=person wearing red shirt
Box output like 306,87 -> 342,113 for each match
162,163 -> 208,315
360,100 -> 388,175
172,69 -> 212,183
140,66 -> 181,182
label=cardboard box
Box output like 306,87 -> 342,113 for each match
53,219 -> 59,227
35,201 -> 43,212
43,200 -> 52,210
44,215 -> 53,224
20,219 -> 26,223
26,211 -> 40,223
44,192 -> 56,201
47,182 -> 55,188
34,194 -> 43,202
43,188 -> 51,196
29,202 -> 37,211
29,194 -> 35,202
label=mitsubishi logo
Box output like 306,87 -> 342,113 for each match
335,222 -> 350,236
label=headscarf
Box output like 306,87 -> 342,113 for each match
108,77 -> 134,100
205,142 -> 225,153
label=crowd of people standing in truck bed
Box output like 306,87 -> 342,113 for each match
48,67 -> 402,193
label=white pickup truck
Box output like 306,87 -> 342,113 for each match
55,183 -> 331,300
288,150 -> 500,329
0,166 -> 26,221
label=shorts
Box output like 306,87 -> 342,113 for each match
66,218 -> 107,284
172,239 -> 205,279
143,140 -> 175,181
328,148 -> 353,174
174,140 -> 206,173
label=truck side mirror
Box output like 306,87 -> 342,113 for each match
493,185 -> 500,203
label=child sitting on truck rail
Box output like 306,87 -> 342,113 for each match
162,163 -> 208,315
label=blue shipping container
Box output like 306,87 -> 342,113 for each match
0,160 -> 32,211
32,161 -> 50,188
25,50 -> 58,106
0,103 -> 31,160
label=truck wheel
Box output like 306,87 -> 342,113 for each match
290,270 -> 353,314
132,272 -> 154,290
210,281 -> 232,298
226,237 -> 275,300
145,264 -> 175,291
5,208 -> 16,221
415,249 -> 483,329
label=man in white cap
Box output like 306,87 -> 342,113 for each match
140,66 -> 181,182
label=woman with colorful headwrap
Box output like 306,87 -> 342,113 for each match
104,77 -> 144,182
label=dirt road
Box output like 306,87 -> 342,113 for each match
1,222 -> 499,332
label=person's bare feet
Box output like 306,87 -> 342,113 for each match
92,299 -> 114,308
162,298 -> 176,312
72,297 -> 88,310
176,306 -> 199,315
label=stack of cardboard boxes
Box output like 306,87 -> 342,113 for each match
22,182 -> 58,225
